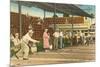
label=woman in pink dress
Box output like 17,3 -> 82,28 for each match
43,29 -> 50,52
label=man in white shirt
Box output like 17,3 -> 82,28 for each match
13,33 -> 20,46
53,30 -> 59,50
21,30 -> 39,60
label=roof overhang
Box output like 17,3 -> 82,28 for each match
11,1 -> 93,18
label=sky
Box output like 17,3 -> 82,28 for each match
10,2 -> 95,18
78,5 -> 95,15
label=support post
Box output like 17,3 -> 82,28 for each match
18,1 -> 22,39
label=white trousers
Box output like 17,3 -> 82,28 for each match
21,42 -> 29,59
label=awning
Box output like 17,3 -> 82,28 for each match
11,1 -> 93,18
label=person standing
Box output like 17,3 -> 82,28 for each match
48,32 -> 53,50
13,33 -> 21,47
21,30 -> 39,60
68,32 -> 72,46
80,32 -> 85,45
12,33 -> 21,59
85,33 -> 90,46
59,31 -> 64,48
10,33 -> 14,47
43,29 -> 50,52
73,34 -> 77,46
77,33 -> 81,46
10,33 -> 15,58
53,30 -> 59,50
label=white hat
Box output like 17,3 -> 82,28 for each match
45,29 -> 48,31
15,33 -> 19,36
28,30 -> 34,34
